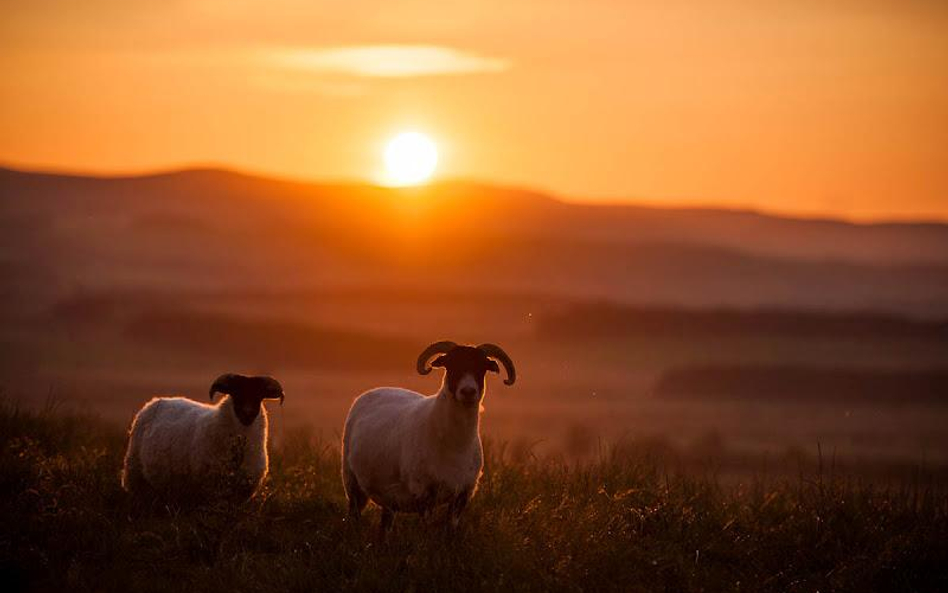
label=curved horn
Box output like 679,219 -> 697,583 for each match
257,376 -> 285,406
209,373 -> 243,400
478,343 -> 516,386
416,340 -> 458,375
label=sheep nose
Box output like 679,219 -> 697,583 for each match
459,386 -> 477,398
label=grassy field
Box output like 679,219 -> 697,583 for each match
1,400 -> 946,593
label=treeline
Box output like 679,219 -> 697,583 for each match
655,364 -> 948,404
538,303 -> 948,340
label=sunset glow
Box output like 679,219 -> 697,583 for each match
1,1 -> 947,219
383,132 -> 439,186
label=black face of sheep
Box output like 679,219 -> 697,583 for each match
209,374 -> 285,426
417,342 -> 516,406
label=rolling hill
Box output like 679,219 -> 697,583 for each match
3,165 -> 947,318
2,165 -> 947,464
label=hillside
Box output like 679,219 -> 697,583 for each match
4,166 -> 948,264
3,166 -> 948,317
2,166 -> 947,469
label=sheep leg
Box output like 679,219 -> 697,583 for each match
121,427 -> 151,497
448,488 -> 472,530
418,484 -> 438,523
347,493 -> 368,521
343,459 -> 369,520
346,484 -> 368,521
121,458 -> 149,497
379,507 -> 395,539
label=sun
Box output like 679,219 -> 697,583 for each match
383,131 -> 438,186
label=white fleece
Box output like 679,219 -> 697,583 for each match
122,395 -> 270,499
342,385 -> 483,513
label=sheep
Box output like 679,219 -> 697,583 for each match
342,341 -> 516,533
122,374 -> 285,502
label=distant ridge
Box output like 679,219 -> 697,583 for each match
538,303 -> 948,340
3,164 -> 948,317
3,163 -> 947,229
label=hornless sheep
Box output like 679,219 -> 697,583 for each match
342,341 -> 516,533
122,374 -> 284,501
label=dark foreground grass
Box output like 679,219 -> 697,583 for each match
1,401 -> 945,593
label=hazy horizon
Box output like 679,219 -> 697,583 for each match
4,166 -> 947,456
5,160 -> 948,225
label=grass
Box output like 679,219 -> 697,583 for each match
0,400 -> 945,593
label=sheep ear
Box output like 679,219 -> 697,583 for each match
486,360 -> 500,374
430,355 -> 448,369
209,374 -> 244,400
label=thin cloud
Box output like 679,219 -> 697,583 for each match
269,45 -> 510,78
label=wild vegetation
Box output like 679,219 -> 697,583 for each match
2,400 -> 945,592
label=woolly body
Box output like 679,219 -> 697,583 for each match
342,386 -> 483,514
123,395 -> 270,500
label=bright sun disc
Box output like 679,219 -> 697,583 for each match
383,132 -> 438,185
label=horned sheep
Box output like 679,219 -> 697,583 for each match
342,341 -> 516,533
122,374 -> 284,501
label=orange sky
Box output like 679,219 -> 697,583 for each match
2,0 -> 947,220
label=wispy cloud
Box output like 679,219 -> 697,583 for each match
268,45 -> 510,78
